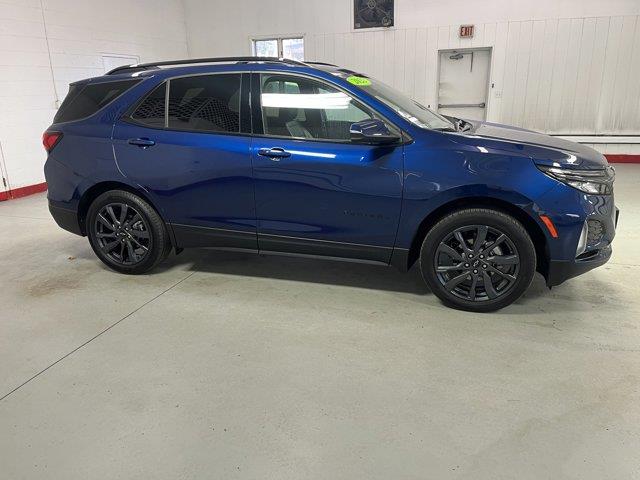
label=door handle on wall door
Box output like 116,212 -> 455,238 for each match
128,138 -> 156,148
438,103 -> 486,108
257,147 -> 291,160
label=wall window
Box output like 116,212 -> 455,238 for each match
253,37 -> 304,61
259,73 -> 376,141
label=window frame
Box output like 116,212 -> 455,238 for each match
250,71 -> 407,145
124,72 -> 251,137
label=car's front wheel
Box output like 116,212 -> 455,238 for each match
420,208 -> 536,312
86,190 -> 170,274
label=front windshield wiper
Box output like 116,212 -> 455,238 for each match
457,119 -> 473,132
439,115 -> 474,133
432,126 -> 457,132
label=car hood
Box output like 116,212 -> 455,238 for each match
462,120 -> 609,170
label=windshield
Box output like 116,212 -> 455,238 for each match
341,74 -> 455,131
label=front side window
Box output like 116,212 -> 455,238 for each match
259,74 -> 379,141
340,74 -> 454,131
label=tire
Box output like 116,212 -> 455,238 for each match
86,190 -> 170,274
419,208 -> 536,312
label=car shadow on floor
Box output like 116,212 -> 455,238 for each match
156,248 -> 431,295
154,248 -> 556,305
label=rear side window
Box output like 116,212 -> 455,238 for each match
54,79 -> 140,123
167,74 -> 241,133
130,83 -> 167,128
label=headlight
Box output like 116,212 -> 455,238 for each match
537,165 -> 615,195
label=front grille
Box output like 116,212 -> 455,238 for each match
587,219 -> 604,245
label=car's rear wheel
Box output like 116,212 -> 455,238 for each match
420,208 -> 536,312
86,190 -> 170,274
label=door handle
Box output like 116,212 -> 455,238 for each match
257,147 -> 291,160
128,138 -> 156,148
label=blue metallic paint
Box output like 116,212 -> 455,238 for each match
44,61 -> 617,287
112,122 -> 257,234
251,138 -> 404,255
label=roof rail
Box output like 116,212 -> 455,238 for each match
106,56 -> 307,75
305,61 -> 338,67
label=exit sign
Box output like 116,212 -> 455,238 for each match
460,25 -> 474,38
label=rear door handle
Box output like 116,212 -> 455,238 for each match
257,147 -> 291,160
128,138 -> 156,148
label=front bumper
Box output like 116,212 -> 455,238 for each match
535,178 -> 619,286
546,245 -> 612,287
49,201 -> 83,236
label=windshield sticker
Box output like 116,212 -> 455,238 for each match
346,75 -> 371,86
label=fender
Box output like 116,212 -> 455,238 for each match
391,185 -> 550,272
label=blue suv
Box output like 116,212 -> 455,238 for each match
44,57 -> 618,311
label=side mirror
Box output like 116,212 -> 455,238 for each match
350,119 -> 400,145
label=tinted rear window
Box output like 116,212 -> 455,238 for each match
167,74 -> 241,133
130,83 -> 167,128
54,79 -> 140,123
127,75 -> 242,133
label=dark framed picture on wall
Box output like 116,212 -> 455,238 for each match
354,0 -> 394,29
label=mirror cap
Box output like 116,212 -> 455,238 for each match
350,119 -> 400,145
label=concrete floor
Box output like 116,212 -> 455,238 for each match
1,165 -> 639,479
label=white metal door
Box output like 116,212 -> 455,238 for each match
437,49 -> 491,121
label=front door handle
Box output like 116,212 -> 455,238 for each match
258,147 -> 291,160
128,138 -> 156,148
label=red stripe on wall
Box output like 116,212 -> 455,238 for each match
0,182 -> 47,202
605,154 -> 640,163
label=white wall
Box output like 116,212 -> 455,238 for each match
2,0 -> 639,197
0,0 -> 189,193
184,0 -> 640,144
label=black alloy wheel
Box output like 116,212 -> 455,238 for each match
94,203 -> 151,266
86,190 -> 170,274
435,225 -> 520,302
420,208 -> 536,312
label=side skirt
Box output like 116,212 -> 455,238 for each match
169,223 -> 258,250
169,223 -> 395,266
258,233 -> 392,264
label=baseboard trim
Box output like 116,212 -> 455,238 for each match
0,182 -> 47,202
0,182 -> 48,202
604,154 -> 640,164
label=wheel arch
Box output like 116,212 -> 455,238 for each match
77,181 -> 176,249
404,196 -> 549,277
